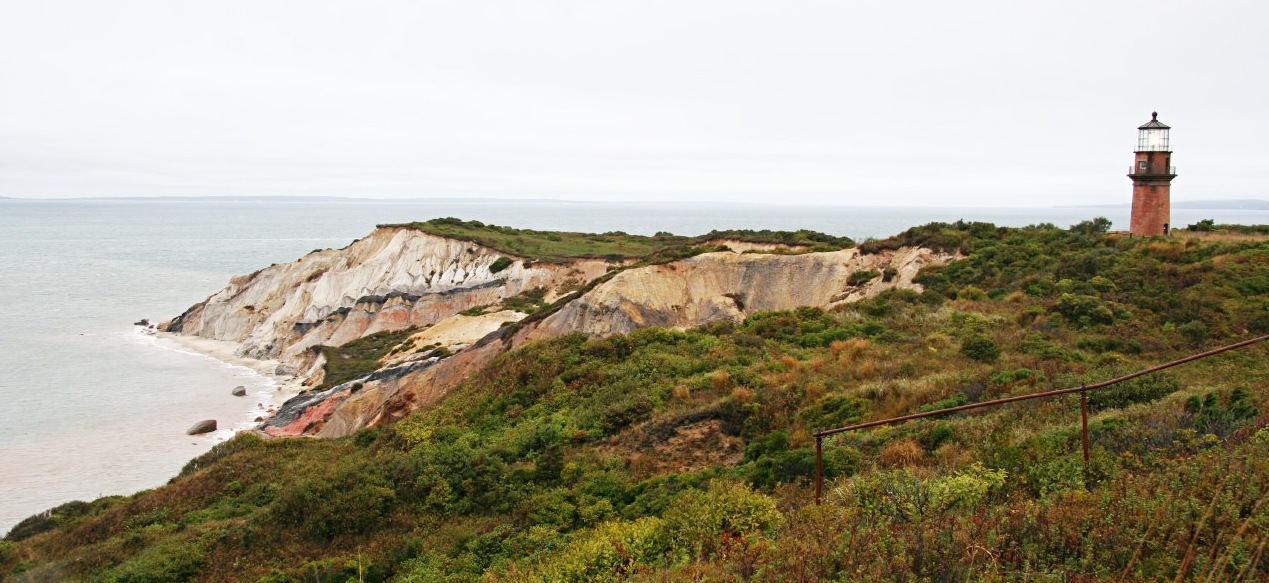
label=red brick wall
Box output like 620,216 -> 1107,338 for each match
1129,151 -> 1173,236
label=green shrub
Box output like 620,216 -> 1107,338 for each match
960,335 -> 1000,363
512,518 -> 666,582
956,285 -> 988,301
490,256 -> 515,273
503,287 -> 548,314
1187,389 -> 1259,437
661,481 -> 783,561
1052,293 -> 1119,327
855,462 -> 1006,521
799,395 -> 867,430
748,448 -> 816,489
104,537 -> 206,583
273,463 -> 397,540
918,422 -> 955,451
1187,219 -> 1216,232
597,393 -> 654,434
848,269 -> 881,286
1069,217 -> 1112,235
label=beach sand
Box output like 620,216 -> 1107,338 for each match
156,331 -> 306,432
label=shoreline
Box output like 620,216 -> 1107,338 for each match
146,329 -> 306,436
2,330 -> 309,535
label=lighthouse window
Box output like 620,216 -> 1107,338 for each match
1139,161 -> 1148,169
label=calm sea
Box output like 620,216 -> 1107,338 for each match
2,198 -> 1266,533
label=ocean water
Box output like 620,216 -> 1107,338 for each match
2,198 -> 1267,533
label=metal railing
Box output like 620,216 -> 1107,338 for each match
1129,166 -> 1177,175
813,334 -> 1269,505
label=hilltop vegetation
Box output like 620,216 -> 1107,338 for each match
3,220 -> 1269,582
387,217 -> 856,264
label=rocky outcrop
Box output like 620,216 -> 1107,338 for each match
165,226 -> 608,366
170,226 -> 954,439
186,420 -> 217,435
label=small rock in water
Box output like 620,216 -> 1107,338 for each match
232,386 -> 247,396
134,318 -> 150,327
186,420 -> 217,435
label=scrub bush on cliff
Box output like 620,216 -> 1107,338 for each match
1052,293 -> 1122,327
661,481 -> 783,562
960,334 -> 1000,362
101,536 -> 208,583
272,460 -> 396,540
504,517 -> 666,582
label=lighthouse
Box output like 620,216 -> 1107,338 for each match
1128,112 -> 1177,236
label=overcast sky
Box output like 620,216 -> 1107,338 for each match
1,1 -> 1265,206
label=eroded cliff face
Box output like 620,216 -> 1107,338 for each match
166,226 -> 608,365
171,229 -> 953,439
527,246 -> 942,341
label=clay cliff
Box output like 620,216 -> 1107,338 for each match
166,226 -> 608,365
527,245 -> 935,341
166,225 -> 953,438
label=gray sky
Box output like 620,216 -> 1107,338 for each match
1,1 -> 1265,206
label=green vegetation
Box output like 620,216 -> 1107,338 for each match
501,287 -> 548,314
5,220 -> 1269,582
847,268 -> 880,286
695,228 -> 856,252
386,218 -> 856,264
390,218 -> 689,263
1187,219 -> 1269,235
459,305 -> 490,316
1188,219 -> 1217,232
489,256 -> 515,273
315,328 -> 419,389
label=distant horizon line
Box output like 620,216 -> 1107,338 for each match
2,194 -> 1268,210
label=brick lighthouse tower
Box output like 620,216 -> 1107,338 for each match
1128,112 -> 1177,236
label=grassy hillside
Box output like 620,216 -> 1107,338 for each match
3,220 -> 1269,582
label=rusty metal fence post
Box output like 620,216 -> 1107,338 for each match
1080,388 -> 1091,488
815,435 -> 823,505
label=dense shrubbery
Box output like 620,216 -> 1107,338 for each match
4,220 -> 1269,581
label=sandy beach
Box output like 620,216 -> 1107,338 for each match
155,331 -> 306,433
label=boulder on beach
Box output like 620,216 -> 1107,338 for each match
186,420 -> 217,435
232,385 -> 247,396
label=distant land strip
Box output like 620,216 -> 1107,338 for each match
1058,198 -> 1269,210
